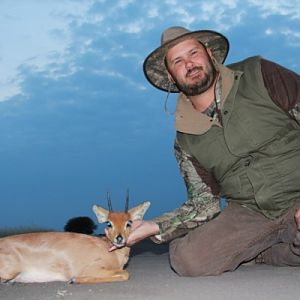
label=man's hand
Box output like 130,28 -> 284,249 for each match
126,220 -> 160,246
107,220 -> 160,252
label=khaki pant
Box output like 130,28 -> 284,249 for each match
169,202 -> 300,276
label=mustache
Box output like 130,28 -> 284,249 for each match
186,66 -> 204,77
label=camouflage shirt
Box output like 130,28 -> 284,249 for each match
151,58 -> 300,244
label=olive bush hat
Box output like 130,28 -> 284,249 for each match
143,26 -> 229,93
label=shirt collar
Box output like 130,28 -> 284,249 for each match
175,63 -> 237,135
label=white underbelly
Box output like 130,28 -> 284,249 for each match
14,269 -> 68,283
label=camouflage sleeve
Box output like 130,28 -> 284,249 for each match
151,139 -> 221,244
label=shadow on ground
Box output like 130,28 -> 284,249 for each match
131,238 -> 169,256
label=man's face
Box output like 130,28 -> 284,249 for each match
165,38 -> 217,96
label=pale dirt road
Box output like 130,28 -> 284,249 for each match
1,241 -> 300,300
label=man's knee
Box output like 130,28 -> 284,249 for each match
169,239 -> 196,276
169,239 -> 223,277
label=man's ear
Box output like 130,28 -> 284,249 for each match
167,72 -> 175,83
206,48 -> 218,66
206,47 -> 214,59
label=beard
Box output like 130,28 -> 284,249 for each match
173,56 -> 217,96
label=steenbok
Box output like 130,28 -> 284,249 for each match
0,195 -> 150,284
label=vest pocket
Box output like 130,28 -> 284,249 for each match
266,129 -> 300,177
220,171 -> 256,202
267,128 -> 300,155
220,173 -> 241,198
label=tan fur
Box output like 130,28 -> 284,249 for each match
0,201 -> 150,284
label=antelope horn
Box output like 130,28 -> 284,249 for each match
125,189 -> 129,212
107,191 -> 113,212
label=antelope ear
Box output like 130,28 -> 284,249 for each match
129,201 -> 151,221
93,205 -> 109,223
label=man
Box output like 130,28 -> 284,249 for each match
127,26 -> 300,276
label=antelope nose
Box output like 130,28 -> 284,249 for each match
116,235 -> 123,244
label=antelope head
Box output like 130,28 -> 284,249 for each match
92,192 -> 150,248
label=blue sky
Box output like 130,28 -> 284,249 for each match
0,0 -> 300,231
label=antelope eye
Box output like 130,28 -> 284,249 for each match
126,220 -> 133,228
106,221 -> 112,228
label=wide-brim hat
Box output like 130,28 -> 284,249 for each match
143,26 -> 229,93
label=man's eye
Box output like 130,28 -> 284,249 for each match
191,50 -> 199,56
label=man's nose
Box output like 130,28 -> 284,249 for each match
185,59 -> 194,70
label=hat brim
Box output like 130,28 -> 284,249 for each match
143,30 -> 229,93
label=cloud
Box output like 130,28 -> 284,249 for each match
248,0 -> 300,20
147,5 -> 160,18
278,28 -> 300,47
265,26 -> 300,46
1,0 -> 300,103
197,1 -> 245,31
118,19 -> 147,34
0,0 -> 93,101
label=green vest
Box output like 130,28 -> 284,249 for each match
177,56 -> 300,219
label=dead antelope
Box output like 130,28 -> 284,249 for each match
0,194 -> 150,284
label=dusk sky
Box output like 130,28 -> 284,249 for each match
1,0 -> 300,231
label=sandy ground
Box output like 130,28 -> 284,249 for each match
1,240 -> 300,300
